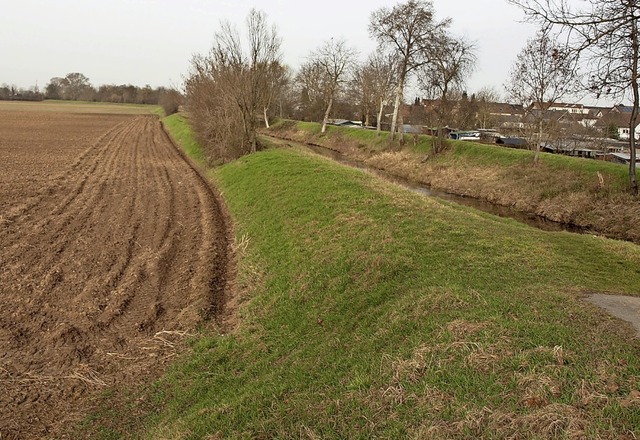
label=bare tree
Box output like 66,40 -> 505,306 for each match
351,62 -> 376,127
504,28 -> 578,162
369,52 -> 399,135
63,73 -> 92,100
419,33 -> 477,152
475,87 -> 502,129
186,54 -> 241,162
508,0 -> 640,193
185,9 -> 281,161
159,88 -> 183,116
306,39 -> 357,133
295,60 -> 328,122
351,51 -> 398,132
45,77 -> 66,100
369,0 -> 448,141
43,73 -> 93,101
260,62 -> 290,128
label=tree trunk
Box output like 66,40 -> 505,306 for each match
321,96 -> 334,134
263,106 -> 270,128
629,10 -> 639,195
534,119 -> 543,164
376,99 -> 385,137
397,103 -> 405,146
248,115 -> 257,153
435,93 -> 448,154
630,104 -> 639,196
390,74 -> 405,141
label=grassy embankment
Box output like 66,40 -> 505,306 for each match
88,113 -> 640,438
266,120 -> 640,243
161,112 -> 206,164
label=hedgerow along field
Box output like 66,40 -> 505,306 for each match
82,114 -> 640,438
0,101 -> 229,439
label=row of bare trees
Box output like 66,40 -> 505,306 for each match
185,0 -> 640,195
0,84 -> 44,101
369,0 -> 475,145
186,0 -> 478,163
297,0 -> 476,144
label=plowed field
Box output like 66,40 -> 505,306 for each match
0,107 -> 229,438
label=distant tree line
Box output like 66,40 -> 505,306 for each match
1,72 -> 181,112
0,84 -> 45,101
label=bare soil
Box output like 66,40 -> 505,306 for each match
0,111 -> 229,438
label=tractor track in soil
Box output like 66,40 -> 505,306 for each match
0,115 -> 230,439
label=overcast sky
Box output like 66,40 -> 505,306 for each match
0,0 -> 612,104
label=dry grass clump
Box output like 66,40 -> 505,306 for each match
516,345 -> 572,370
386,344 -> 434,385
575,379 -> 610,409
364,150 -> 424,176
517,373 -> 563,409
516,403 -> 588,439
384,319 -> 506,385
447,405 -> 588,439
445,319 -> 490,339
465,346 -> 503,373
410,421 -> 458,440
409,404 -> 588,439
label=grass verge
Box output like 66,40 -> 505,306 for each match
85,115 -> 640,439
162,113 -> 206,165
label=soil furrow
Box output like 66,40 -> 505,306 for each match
0,112 -> 229,439
0,118 -> 140,262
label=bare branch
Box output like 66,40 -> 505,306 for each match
508,0 -> 640,192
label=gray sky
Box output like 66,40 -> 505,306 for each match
0,0 -> 601,103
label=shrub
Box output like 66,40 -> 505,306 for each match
160,89 -> 183,116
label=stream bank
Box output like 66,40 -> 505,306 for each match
263,121 -> 640,244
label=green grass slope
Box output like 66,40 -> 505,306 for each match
162,113 -> 206,165
267,120 -> 640,243
89,116 -> 640,439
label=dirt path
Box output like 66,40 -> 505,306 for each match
0,115 -> 229,439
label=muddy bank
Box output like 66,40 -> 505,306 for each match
265,124 -> 640,244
